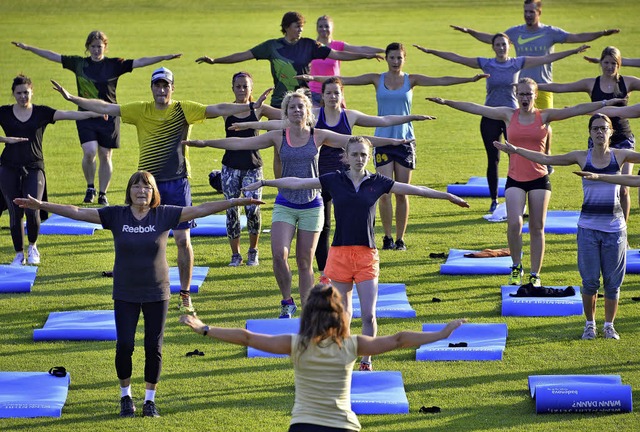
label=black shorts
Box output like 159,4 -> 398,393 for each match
76,116 -> 120,149
374,143 -> 416,169
505,175 -> 552,192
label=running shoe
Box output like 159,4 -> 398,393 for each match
178,290 -> 196,315
529,273 -> 541,287
27,245 -> 40,265
119,396 -> 136,418
581,324 -> 597,340
98,194 -> 109,206
394,239 -> 407,251
246,248 -> 259,266
11,252 -> 25,266
508,264 -> 524,285
279,298 -> 297,319
229,253 -> 243,267
84,187 -> 97,203
603,325 -> 620,340
382,236 -> 395,250
142,400 -> 160,417
359,361 -> 373,372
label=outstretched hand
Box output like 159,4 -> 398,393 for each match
13,194 -> 42,210
603,29 -> 620,36
449,25 -> 468,33
11,41 -> 28,50
293,74 -> 313,81
472,73 -> 490,81
179,314 -> 206,333
228,122 -> 253,131
493,140 -> 517,154
237,197 -> 265,206
413,44 -> 430,54
167,53 -> 182,60
2,136 -> 29,144
573,171 -> 599,180
574,45 -> 590,54
414,115 -> 437,121
426,97 -> 445,105
441,319 -> 468,337
181,139 -> 206,147
583,56 -> 599,64
254,87 -> 274,109
195,56 -> 215,64
51,80 -> 72,100
448,194 -> 470,208
242,181 -> 263,192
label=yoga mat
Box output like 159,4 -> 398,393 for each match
529,375 -> 632,414
352,283 -> 416,319
440,249 -> 512,275
33,310 -> 116,341
625,249 -> 640,273
245,318 -> 300,358
523,210 -> 579,235
446,176 -> 506,197
37,214 -> 103,235
169,266 -> 208,294
171,214 -> 247,237
416,323 -> 508,361
501,285 -> 583,317
0,265 -> 38,293
350,371 -> 409,415
0,372 -> 70,418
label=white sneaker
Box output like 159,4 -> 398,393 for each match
11,252 -> 26,266
27,245 -> 40,265
603,325 -> 620,340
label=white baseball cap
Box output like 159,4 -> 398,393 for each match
151,67 -> 174,84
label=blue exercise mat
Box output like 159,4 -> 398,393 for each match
352,283 -> 416,319
33,310 -> 116,341
416,323 -> 508,361
169,266 -> 208,294
446,176 -> 506,197
245,318 -> 300,358
523,210 -> 579,234
170,214 -> 247,237
351,371 -> 409,415
440,249 -> 512,275
0,371 -> 70,418
528,375 -> 632,413
0,265 -> 38,293
501,285 -> 583,317
36,214 -> 103,235
625,249 -> 640,273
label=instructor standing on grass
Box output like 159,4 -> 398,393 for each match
51,67 -> 270,315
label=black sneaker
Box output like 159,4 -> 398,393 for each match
119,395 -> 136,418
143,400 -> 160,417
394,239 -> 407,251
84,187 -> 97,203
98,194 -> 109,206
382,236 -> 395,250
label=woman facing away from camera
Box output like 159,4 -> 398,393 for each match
15,170 -> 262,418
12,31 -> 181,205
242,136 -> 469,371
181,283 -> 467,432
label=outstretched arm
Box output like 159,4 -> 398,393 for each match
411,73 -> 488,87
243,177 -> 321,192
315,129 -> 411,149
51,80 -> 121,117
427,97 -> 512,122
565,29 -> 619,44
52,110 -> 105,121
0,137 -> 29,144
596,103 -> 640,119
341,43 -> 384,55
195,50 -> 254,65
180,197 -> 264,222
413,45 -> 479,68
132,53 -> 182,68
349,110 -> 435,128
523,45 -> 589,69
574,171 -> 640,187
449,25 -> 493,44
11,41 -> 61,63
183,130 -> 278,150
357,319 -> 467,356
543,97 -> 626,123
294,73 -> 379,86
494,140 -> 583,166
390,183 -> 469,207
228,119 -> 286,132
205,88 -> 271,118
328,50 -> 382,61
14,195 -> 101,224
180,315 -> 291,355
537,78 -> 593,94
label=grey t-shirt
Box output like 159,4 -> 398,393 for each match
99,205 -> 182,303
477,57 -> 526,108
276,129 -> 320,205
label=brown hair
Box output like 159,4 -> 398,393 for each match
12,75 -> 32,92
281,11 -> 304,34
524,0 -> 542,11
124,171 -> 161,208
588,113 -> 613,131
296,284 -> 349,354
84,30 -> 108,53
342,136 -> 372,164
600,46 -> 622,86
492,33 -> 511,46
385,42 -> 406,57
231,71 -> 254,102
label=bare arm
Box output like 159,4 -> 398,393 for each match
12,41 -> 61,63
180,197 -> 264,222
411,73 -> 488,87
180,315 -> 291,355
0,137 -> 29,144
565,29 -> 620,44
14,195 -> 101,224
183,130 -> 278,150
349,110 -> 435,128
229,119 -> 286,132
596,103 -> 640,119
574,171 -> 640,187
543,98 -> 626,123
413,45 -> 479,68
523,45 -> 589,69
206,88 -> 271,118
341,43 -> 384,55
242,177 -> 321,192
294,73 -> 379,86
427,97 -> 512,122
449,25 -> 494,43
328,50 -> 382,61
195,50 -> 254,64
132,53 -> 182,68
257,104 -> 283,120
357,319 -> 467,356
51,80 -> 121,116
390,183 -> 469,207
494,140 -> 584,166
537,78 -> 594,94
315,129 -> 411,149
53,110 -> 104,121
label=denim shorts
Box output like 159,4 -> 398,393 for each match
577,226 -> 626,299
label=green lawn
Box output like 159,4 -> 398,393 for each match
1,1 -> 640,431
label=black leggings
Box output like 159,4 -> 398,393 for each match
0,166 -> 45,251
314,188 -> 333,272
480,116 -> 507,201
114,299 -> 169,384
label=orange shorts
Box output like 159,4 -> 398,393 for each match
324,246 -> 380,284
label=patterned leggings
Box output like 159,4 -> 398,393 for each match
221,165 -> 262,239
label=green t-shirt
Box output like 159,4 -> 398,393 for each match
61,55 -> 134,106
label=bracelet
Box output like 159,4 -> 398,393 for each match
261,179 -> 266,187
202,325 -> 209,337
249,101 -> 255,110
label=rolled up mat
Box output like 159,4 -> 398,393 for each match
440,249 -> 512,275
528,374 -> 622,397
446,176 -> 506,197
0,265 -> 38,293
36,214 -> 103,235
501,285 -> 583,316
33,310 -> 116,341
245,318 -> 300,358
352,283 -> 416,319
625,249 -> 640,273
0,371 -> 70,418
416,323 -> 507,361
169,266 -> 208,293
350,371 -> 409,415
523,210 -> 579,234
534,383 -> 632,413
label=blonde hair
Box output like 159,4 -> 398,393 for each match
281,89 -> 316,126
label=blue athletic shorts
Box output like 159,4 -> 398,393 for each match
157,178 -> 195,230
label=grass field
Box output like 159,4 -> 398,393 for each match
1,1 -> 640,431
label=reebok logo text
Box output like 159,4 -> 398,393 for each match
122,224 -> 156,233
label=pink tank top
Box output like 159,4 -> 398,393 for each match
506,109 -> 549,182
309,40 -> 345,94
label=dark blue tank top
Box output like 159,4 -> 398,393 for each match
222,106 -> 263,170
315,107 -> 350,174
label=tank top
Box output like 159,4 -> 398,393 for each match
591,76 -> 632,144
276,128 -> 321,205
315,107 -> 350,174
506,110 -> 548,182
222,107 -> 263,170
374,73 -> 413,140
578,149 -> 625,232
